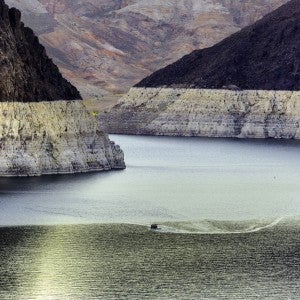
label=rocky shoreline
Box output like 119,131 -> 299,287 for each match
100,88 -> 300,139
0,100 -> 125,177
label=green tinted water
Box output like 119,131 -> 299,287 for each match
0,135 -> 299,298
0,221 -> 299,299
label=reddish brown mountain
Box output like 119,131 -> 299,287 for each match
6,0 -> 289,97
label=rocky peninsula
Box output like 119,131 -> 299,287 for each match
0,0 -> 125,176
101,0 -> 300,139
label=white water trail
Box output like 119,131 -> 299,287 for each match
243,217 -> 284,233
153,217 -> 285,235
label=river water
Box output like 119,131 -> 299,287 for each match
0,135 -> 299,299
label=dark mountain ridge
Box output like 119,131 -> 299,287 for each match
136,0 -> 300,91
0,0 -> 81,102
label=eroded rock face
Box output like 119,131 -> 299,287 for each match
100,88 -> 300,139
0,0 -> 81,102
0,100 -> 125,176
6,0 -> 289,96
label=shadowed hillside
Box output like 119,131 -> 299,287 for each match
136,0 -> 300,91
0,0 -> 81,102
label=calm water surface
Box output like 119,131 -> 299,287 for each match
0,135 -> 299,299
0,135 -> 300,225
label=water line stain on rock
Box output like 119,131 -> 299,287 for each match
0,0 -> 125,176
100,88 -> 300,138
102,1 -> 300,138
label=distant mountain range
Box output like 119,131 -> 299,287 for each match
6,0 -> 289,97
136,0 -> 300,91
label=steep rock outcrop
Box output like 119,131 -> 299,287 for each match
6,0 -> 288,96
136,0 -> 300,91
100,88 -> 300,139
0,100 -> 125,176
0,0 -> 81,102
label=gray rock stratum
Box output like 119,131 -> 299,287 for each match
6,0 -> 289,96
100,88 -> 300,139
0,0 -> 125,176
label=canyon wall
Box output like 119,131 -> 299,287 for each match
100,88 -> 300,139
136,0 -> 300,91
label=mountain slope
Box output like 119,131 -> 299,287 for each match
6,0 -> 289,96
0,0 -> 81,102
136,0 -> 300,90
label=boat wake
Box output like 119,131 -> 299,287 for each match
150,217 -> 289,235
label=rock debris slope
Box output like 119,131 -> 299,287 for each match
0,0 -> 125,176
101,0 -> 300,139
6,0 -> 289,96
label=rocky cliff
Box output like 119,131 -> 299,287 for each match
136,0 -> 300,91
0,0 -> 125,176
0,101 -> 125,176
100,88 -> 300,139
6,0 -> 288,96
